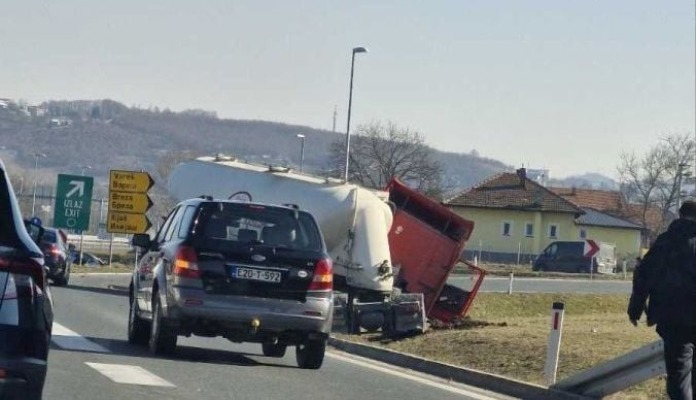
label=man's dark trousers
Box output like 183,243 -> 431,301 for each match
659,324 -> 696,400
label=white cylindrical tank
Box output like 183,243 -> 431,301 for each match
168,156 -> 394,295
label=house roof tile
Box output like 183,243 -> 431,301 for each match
547,187 -> 627,212
577,207 -> 643,230
445,169 -> 583,215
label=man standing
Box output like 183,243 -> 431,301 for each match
628,200 -> 696,400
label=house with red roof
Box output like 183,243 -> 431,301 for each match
444,168 -> 643,264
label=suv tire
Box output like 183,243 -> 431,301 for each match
262,341 -> 287,358
149,296 -> 178,355
128,296 -> 150,345
296,338 -> 326,369
53,265 -> 70,287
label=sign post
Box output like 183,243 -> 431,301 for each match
53,174 -> 94,232
584,239 -> 599,280
107,170 -> 154,234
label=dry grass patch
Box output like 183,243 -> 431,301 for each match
335,292 -> 667,399
72,263 -> 132,274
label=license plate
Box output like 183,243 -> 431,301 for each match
232,267 -> 282,283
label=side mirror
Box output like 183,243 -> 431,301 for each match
23,219 -> 45,244
131,233 -> 152,249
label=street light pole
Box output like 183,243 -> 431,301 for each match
31,152 -> 46,216
296,134 -> 306,172
343,46 -> 368,183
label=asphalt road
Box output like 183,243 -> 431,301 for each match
43,274 -> 514,400
449,275 -> 632,294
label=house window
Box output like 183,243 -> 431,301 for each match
525,223 -> 534,237
579,228 -> 587,239
548,224 -> 558,239
502,221 -> 512,237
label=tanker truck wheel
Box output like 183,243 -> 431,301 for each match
345,292 -> 361,334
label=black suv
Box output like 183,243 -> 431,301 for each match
129,197 -> 334,369
40,227 -> 73,286
0,159 -> 54,400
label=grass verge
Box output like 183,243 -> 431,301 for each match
335,292 -> 666,400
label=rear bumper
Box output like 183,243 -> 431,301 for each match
0,357 -> 47,400
44,259 -> 65,279
166,286 -> 334,335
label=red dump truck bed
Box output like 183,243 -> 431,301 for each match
386,178 -> 485,323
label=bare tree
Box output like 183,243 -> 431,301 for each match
618,133 -> 695,243
156,150 -> 200,183
329,122 -> 444,198
148,150 -> 201,229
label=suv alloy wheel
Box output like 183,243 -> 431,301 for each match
149,296 -> 178,355
128,294 -> 150,345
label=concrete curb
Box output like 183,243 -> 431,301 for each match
328,337 -> 589,400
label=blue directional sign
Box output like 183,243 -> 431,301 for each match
54,174 -> 94,231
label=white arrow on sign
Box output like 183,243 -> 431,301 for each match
66,181 -> 85,198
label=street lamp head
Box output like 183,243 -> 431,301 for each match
352,47 -> 368,54
296,134 -> 305,138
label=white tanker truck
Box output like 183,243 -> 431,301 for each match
168,155 -> 485,334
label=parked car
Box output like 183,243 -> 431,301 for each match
40,227 -> 73,286
0,158 -> 54,400
532,240 -> 617,274
129,197 -> 334,369
70,251 -> 106,266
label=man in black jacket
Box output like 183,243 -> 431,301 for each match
628,200 -> 696,400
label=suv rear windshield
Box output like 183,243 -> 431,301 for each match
42,229 -> 57,243
191,202 -> 323,252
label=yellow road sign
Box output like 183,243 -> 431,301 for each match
109,170 -> 154,194
107,212 -> 152,234
109,192 -> 153,214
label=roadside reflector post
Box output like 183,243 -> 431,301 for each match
544,302 -> 565,386
622,260 -> 627,280
473,255 -> 478,266
507,272 -> 514,295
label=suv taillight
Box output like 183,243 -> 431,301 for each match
173,246 -> 201,279
0,258 -> 45,291
308,258 -> 333,291
47,244 -> 61,256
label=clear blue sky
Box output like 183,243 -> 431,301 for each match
1,1 -> 693,179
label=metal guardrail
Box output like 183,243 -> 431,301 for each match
553,340 -> 665,398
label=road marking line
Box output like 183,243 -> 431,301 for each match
327,351 -> 509,400
51,322 -> 111,353
86,363 -> 176,387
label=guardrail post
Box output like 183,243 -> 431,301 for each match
544,302 -> 565,386
507,272 -> 514,294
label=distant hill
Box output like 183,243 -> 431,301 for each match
547,173 -> 619,191
0,98 -> 616,199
